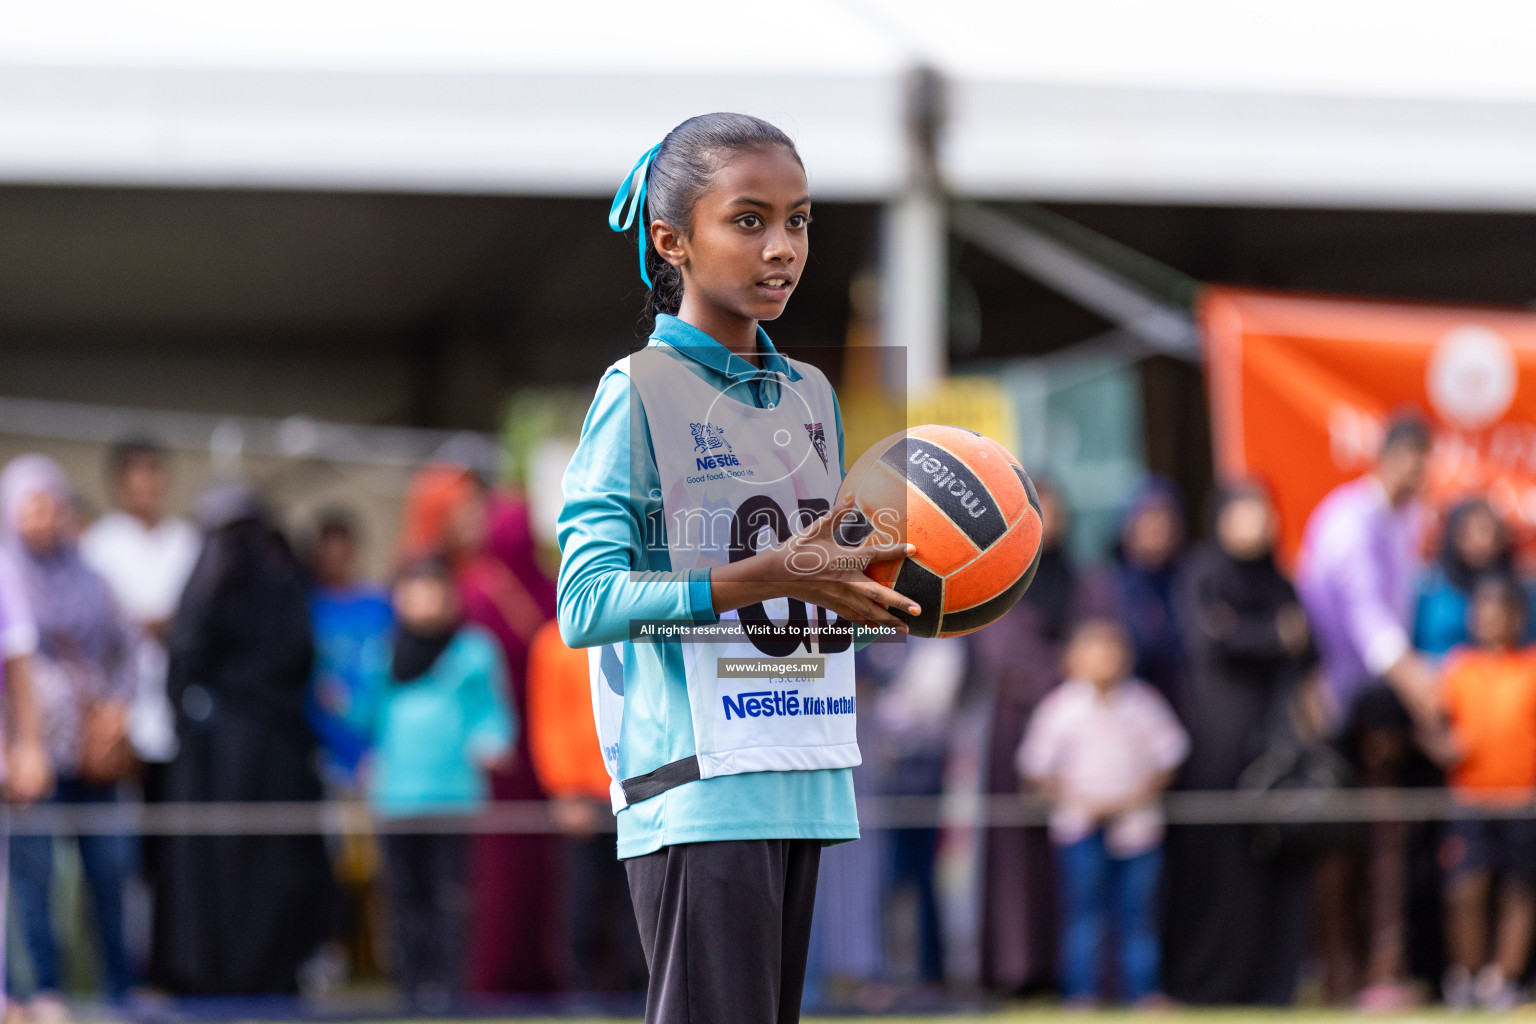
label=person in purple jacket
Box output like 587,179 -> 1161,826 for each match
1295,414 -> 1439,1011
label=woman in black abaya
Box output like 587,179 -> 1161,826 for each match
1163,482 -> 1316,1005
153,485 -> 338,995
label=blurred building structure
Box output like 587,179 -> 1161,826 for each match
3,1 -> 1536,548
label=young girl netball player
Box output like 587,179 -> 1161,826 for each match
556,112 -> 918,1023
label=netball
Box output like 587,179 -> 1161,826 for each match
836,424 -> 1044,638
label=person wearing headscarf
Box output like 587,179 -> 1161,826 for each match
1414,498 -> 1520,658
152,483 -> 337,995
1163,481 -> 1316,1005
397,465 -> 559,993
1109,476 -> 1189,714
968,479 -> 1117,993
1,455 -> 138,1013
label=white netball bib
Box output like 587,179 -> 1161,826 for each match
590,346 -> 859,810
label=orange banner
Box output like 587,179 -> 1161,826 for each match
1203,287 -> 1536,564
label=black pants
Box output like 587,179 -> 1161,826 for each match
380,831 -> 469,1011
626,838 -> 822,1024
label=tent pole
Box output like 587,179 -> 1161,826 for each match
881,66 -> 947,400
950,202 -> 1200,359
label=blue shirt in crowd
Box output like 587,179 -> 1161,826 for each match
308,584 -> 394,783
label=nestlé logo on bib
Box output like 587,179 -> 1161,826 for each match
691,421 -> 740,470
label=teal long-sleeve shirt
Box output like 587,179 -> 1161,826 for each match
556,314 -> 859,859
349,625 -> 516,820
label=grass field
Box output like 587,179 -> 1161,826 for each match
108,995 -> 1534,1022
497,1012 -> 1531,1024
102,1004 -> 1534,1023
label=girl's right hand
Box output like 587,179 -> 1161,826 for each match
710,495 -> 918,632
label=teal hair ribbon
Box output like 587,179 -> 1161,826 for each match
608,142 -> 663,288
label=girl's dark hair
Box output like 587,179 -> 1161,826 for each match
639,113 -> 802,316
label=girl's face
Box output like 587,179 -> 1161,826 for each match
652,145 -> 810,324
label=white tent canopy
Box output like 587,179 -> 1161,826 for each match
6,0 -> 1536,208
0,0 -> 909,198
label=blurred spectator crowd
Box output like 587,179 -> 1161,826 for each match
0,415 -> 1533,1016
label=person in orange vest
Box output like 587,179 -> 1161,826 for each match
525,620 -> 644,994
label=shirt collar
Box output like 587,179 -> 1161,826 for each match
648,313 -> 802,382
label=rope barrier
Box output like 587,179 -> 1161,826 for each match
5,789 -> 1533,836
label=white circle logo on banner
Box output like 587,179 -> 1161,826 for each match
1427,325 -> 1517,430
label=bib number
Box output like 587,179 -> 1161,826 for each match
728,495 -> 851,657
